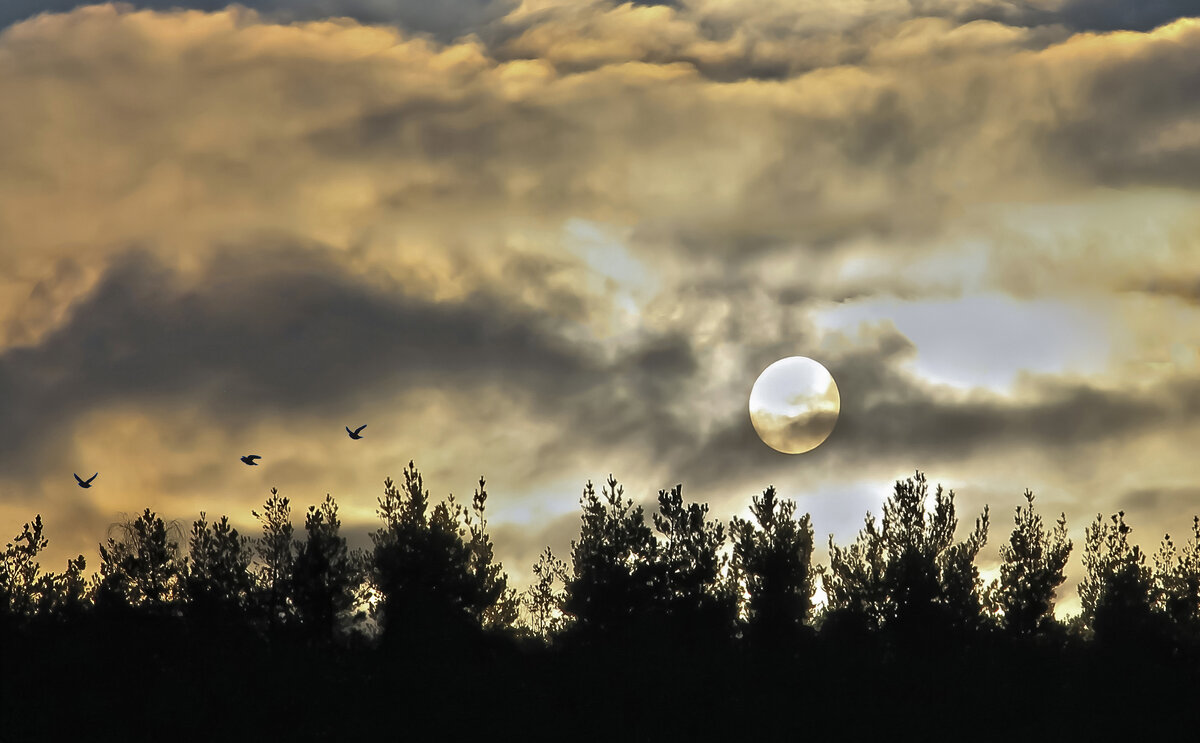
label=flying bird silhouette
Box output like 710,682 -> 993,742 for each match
240,455 -> 262,466
74,473 -> 97,488
347,424 -> 367,440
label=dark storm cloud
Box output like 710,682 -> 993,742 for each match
526,329 -> 703,463
1049,0 -> 1200,32
779,409 -> 841,448
911,1 -> 1200,33
616,331 -> 698,385
0,1 -> 517,40
0,241 -> 716,488
1122,486 -> 1200,513
0,244 -> 609,471
825,330 -> 1200,461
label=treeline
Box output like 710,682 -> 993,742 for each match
3,465 -> 1200,739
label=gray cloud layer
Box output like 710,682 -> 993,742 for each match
0,1 -> 518,39
0,245 -> 603,469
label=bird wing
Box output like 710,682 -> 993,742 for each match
245,455 -> 261,462
85,473 -> 98,484
346,426 -> 353,435
74,473 -> 84,484
354,425 -> 367,435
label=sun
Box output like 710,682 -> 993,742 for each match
749,357 -> 840,454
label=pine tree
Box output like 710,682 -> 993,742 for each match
292,495 -> 363,642
187,512 -> 254,620
988,490 -> 1072,636
371,462 -> 509,640
729,486 -> 815,639
1,515 -> 49,622
563,475 -> 658,636
1080,511 -> 1154,642
653,484 -> 735,634
824,472 -> 988,635
523,547 -> 570,640
40,554 -> 91,621
1152,516 -> 1200,634
466,477 -> 519,631
96,509 -> 186,612
252,489 -> 296,630
822,510 -> 888,630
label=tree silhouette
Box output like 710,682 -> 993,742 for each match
729,486 -> 815,640
187,511 -> 253,621
523,547 -> 570,640
563,475 -> 658,637
0,517 -> 90,624
465,477 -> 519,631
96,508 -> 186,613
1,515 -> 48,623
821,506 -> 888,631
652,484 -> 736,634
988,490 -> 1072,636
371,462 -> 506,642
824,471 -> 988,637
252,488 -> 296,630
40,554 -> 90,621
291,495 -> 363,642
1080,511 -> 1155,643
1152,516 -> 1200,636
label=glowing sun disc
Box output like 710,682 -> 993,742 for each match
749,357 -> 840,454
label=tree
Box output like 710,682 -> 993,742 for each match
1152,516 -> 1200,634
988,490 -> 1072,636
563,475 -> 658,636
1079,511 -> 1155,642
0,516 -> 90,623
96,509 -> 186,612
39,554 -> 91,621
465,477 -> 520,632
371,462 -> 506,641
523,547 -> 570,640
821,509 -> 888,631
292,495 -> 363,642
1,515 -> 49,622
824,471 -> 989,636
652,484 -> 736,634
729,486 -> 815,639
252,488 -> 296,630
187,512 -> 253,620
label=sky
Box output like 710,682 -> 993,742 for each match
2,1 -> 1200,615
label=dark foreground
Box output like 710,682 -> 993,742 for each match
4,618 -> 1198,742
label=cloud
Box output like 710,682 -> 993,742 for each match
1049,0 -> 1200,32
750,408 -> 840,454
0,245 -> 608,470
1122,486 -> 1200,515
0,1 -> 519,40
4,5 -> 1200,295
671,323 -> 1200,488
2,4 -> 1200,590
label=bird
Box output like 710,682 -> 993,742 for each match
240,455 -> 262,466
346,424 -> 367,440
74,473 -> 98,488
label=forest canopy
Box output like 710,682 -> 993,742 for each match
4,466 -> 1200,739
